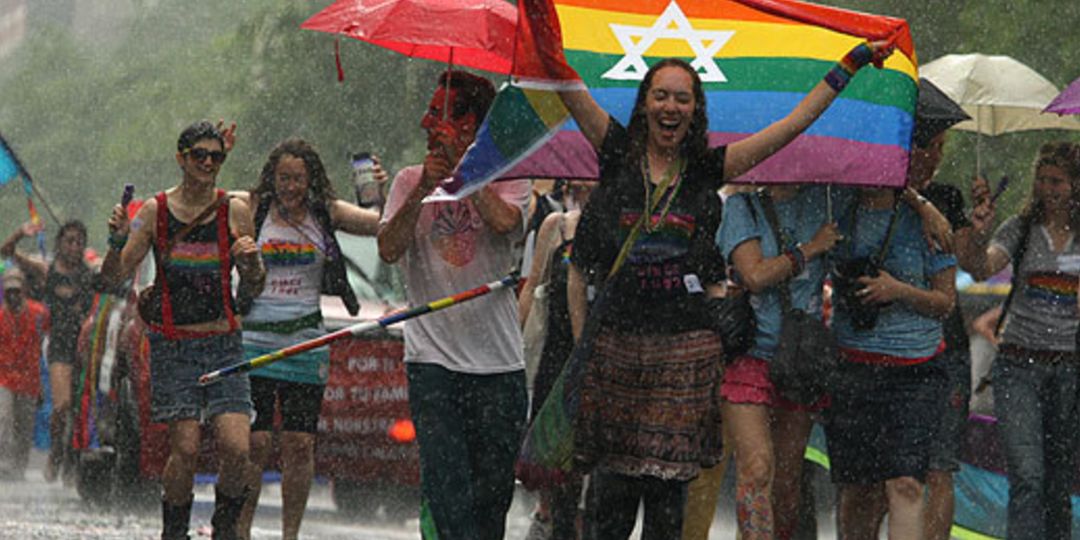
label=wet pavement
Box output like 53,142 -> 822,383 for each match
0,450 -> 770,539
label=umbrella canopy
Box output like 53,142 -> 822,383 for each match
301,0 -> 518,74
1044,76 -> 1080,116
913,77 -> 971,147
920,54 -> 1080,135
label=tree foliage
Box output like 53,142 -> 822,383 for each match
0,0 -> 447,250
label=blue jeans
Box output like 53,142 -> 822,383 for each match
406,363 -> 527,540
992,351 -> 1080,540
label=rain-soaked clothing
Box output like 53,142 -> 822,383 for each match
144,190 -> 249,422
381,166 -> 530,540
988,215 -> 1080,540
716,186 -> 835,410
921,183 -> 972,472
243,210 -> 329,386
825,202 -> 953,485
148,190 -> 238,331
406,363 -> 526,540
42,261 -> 93,365
716,187 -> 830,363
569,120 -> 725,538
148,330 -> 250,423
0,299 -> 48,479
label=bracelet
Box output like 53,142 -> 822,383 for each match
824,43 -> 873,92
784,249 -> 805,276
107,233 -> 128,251
792,244 -> 808,268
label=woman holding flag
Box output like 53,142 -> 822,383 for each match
527,3 -> 896,532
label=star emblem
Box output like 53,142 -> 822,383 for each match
603,0 -> 734,83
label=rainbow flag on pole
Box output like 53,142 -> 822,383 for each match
443,0 -> 918,199
1,133 -> 49,257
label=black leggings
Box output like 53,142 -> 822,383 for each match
583,470 -> 688,540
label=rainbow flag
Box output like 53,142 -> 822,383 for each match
1,132 -> 47,256
444,0 -> 918,199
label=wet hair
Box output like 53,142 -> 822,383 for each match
625,58 -> 709,169
436,70 -> 496,121
55,220 -> 87,247
1019,141 -> 1080,227
252,138 -> 338,209
177,120 -> 225,153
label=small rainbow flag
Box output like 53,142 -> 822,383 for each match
444,0 -> 918,199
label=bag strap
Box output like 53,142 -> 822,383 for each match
607,157 -> 683,281
994,215 -> 1033,337
845,195 -> 901,265
758,189 -> 794,313
151,190 -> 232,339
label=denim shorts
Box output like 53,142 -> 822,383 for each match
148,331 -> 251,423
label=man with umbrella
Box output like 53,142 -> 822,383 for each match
377,70 -> 530,540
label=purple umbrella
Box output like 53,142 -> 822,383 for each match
1044,76 -> 1080,115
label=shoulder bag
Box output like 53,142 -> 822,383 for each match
759,190 -> 838,405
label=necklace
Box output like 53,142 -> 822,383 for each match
640,154 -> 685,233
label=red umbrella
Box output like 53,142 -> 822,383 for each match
301,0 -> 518,75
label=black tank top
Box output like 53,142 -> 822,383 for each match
43,262 -> 94,353
155,205 -> 236,326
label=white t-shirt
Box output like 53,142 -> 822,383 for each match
381,166 -> 530,374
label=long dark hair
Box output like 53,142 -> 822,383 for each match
252,138 -> 338,210
625,58 -> 709,170
1018,141 -> 1080,229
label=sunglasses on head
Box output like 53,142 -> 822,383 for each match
183,147 -> 227,165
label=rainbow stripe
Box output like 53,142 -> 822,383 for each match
170,241 -> 223,270
449,0 -> 918,196
261,240 -> 318,267
439,85 -> 571,199
1024,272 -> 1078,305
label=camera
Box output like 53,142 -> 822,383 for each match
832,257 -> 882,331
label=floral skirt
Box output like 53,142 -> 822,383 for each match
574,328 -> 723,481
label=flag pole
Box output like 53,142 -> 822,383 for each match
0,133 -> 62,227
198,272 -> 523,386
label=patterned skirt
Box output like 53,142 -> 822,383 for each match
574,328 -> 724,481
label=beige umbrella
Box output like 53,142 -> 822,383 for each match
920,54 -> 1080,170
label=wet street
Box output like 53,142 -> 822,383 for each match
0,450 -> 762,539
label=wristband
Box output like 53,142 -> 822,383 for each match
784,249 -> 804,276
108,233 -> 128,251
824,43 -> 873,92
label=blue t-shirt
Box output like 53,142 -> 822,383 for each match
831,203 -> 955,358
717,187 -> 835,361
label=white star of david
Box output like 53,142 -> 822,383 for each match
603,0 -> 734,83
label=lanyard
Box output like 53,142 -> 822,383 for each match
607,155 -> 685,280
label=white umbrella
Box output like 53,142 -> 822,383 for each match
920,54 -> 1080,170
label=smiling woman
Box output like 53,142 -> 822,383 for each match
535,27 -> 896,537
953,141 -> 1080,540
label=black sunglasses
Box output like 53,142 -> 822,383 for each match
183,147 -> 227,165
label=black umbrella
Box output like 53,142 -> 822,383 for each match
913,77 -> 971,148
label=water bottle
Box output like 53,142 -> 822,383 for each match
352,152 -> 381,209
